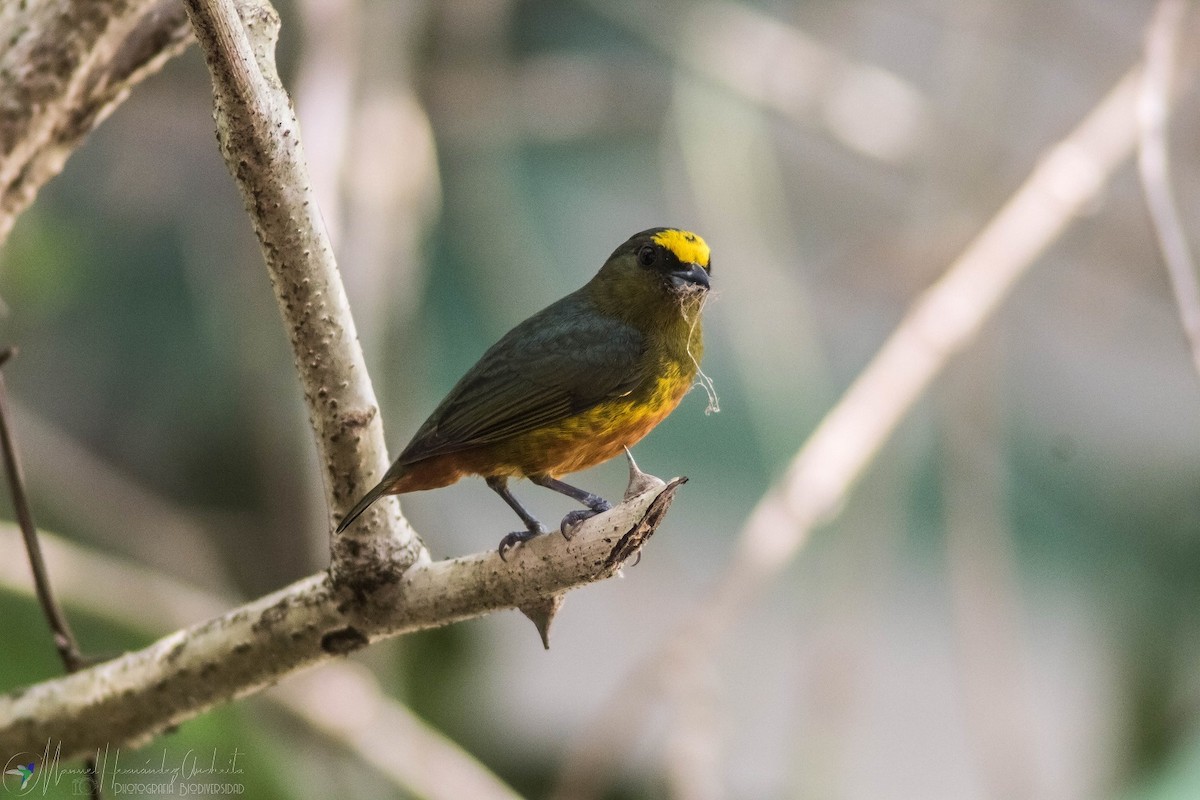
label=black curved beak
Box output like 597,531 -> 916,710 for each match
668,262 -> 710,290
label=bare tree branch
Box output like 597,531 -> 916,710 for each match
10,400 -> 235,593
0,476 -> 684,757
1138,0 -> 1200,377
276,666 -> 524,800
179,0 -> 423,584
0,529 -> 232,633
0,0 -> 192,244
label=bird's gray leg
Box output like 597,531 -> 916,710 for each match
486,476 -> 548,560
529,475 -> 613,538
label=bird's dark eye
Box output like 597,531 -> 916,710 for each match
637,245 -> 657,267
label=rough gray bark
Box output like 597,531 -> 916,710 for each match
180,0 -> 423,585
0,0 -> 192,243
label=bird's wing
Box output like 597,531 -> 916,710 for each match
397,297 -> 648,464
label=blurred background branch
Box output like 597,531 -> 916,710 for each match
558,52 -> 1162,800
10,399 -> 236,592
1139,0 -> 1200,378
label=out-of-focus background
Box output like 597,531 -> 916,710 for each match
3,1 -> 1200,798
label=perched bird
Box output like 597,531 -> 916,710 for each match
337,227 -> 712,557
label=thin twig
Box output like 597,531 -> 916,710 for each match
0,348 -> 82,669
557,64 -> 1152,799
1138,0 -> 1200,377
0,348 -> 101,798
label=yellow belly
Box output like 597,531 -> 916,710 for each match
490,362 -> 695,477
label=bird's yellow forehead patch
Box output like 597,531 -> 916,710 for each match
653,229 -> 710,267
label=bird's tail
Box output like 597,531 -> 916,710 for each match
335,477 -> 394,533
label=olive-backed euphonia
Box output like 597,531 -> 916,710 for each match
337,227 -> 711,557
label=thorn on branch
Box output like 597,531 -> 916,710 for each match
519,594 -> 565,650
515,455 -> 688,648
